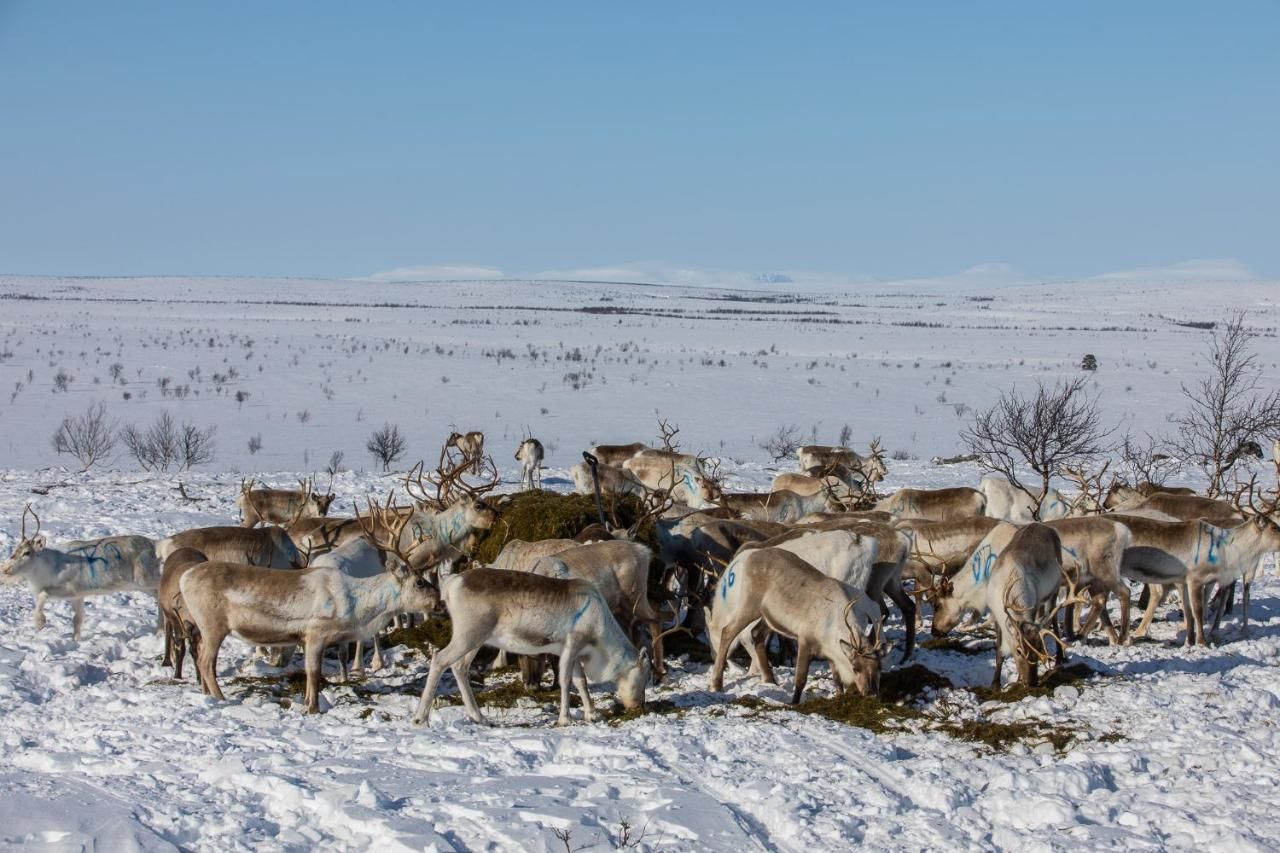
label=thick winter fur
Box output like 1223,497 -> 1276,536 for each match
181,560 -> 439,713
159,526 -> 298,569
979,475 -> 1070,523
2,534 -> 161,640
705,547 -> 883,703
413,569 -> 650,726
876,487 -> 987,522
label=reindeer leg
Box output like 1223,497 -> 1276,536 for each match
72,598 -> 84,642
557,640 -> 578,726
32,592 -> 47,631
1112,581 -> 1131,645
791,641 -> 813,705
885,579 -> 917,663
990,622 -> 1004,689
173,624 -> 187,680
304,640 -> 324,713
1242,581 -> 1251,637
414,641 -> 471,725
370,634 -> 384,672
1132,584 -> 1164,639
490,650 -> 509,671
574,662 -> 595,723
452,649 -> 484,724
749,622 -> 776,686
711,615 -> 755,692
647,618 -> 666,684
197,630 -> 227,700
1180,580 -> 1196,647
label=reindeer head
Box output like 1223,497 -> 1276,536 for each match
2,505 -> 46,580
615,648 -> 652,710
927,575 -> 964,636
388,559 -> 442,613
837,601 -> 887,696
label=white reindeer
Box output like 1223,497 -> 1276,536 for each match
413,568 -> 651,726
2,507 -> 161,640
515,437 -> 545,490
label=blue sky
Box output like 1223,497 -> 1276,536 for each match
0,3 -> 1276,281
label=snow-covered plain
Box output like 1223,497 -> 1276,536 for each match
1,274 -> 1279,851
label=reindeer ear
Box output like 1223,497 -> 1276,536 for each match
839,638 -> 856,657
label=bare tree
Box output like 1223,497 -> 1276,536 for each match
366,423 -> 406,472
1118,431 -> 1179,487
121,411 -> 180,472
1169,311 -> 1280,497
50,401 -> 117,471
759,423 -> 804,462
326,450 -> 345,476
120,410 -> 215,471
962,377 -> 1114,519
178,422 -> 217,469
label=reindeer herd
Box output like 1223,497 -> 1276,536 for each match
2,428 -> 1279,728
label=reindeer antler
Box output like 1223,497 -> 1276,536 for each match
1003,567 -> 1091,667
20,504 -> 40,541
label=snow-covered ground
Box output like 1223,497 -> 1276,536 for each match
1,275 -> 1279,850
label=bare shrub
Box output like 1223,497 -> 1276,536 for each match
247,433 -> 263,455
1169,311 -> 1280,496
963,377 -> 1114,519
759,424 -> 804,461
179,422 -> 217,469
1118,432 -> 1178,487
838,424 -> 853,447
50,401 -> 117,470
122,411 -> 216,471
366,423 -> 406,472
52,370 -> 73,393
326,450 -> 345,475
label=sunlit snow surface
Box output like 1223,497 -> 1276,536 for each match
0,275 -> 1278,850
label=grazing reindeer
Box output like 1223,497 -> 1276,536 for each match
447,430 -> 486,474
875,487 -> 987,521
1044,517 -> 1134,645
158,548 -> 208,681
930,523 -> 1071,688
622,448 -> 704,493
1103,481 -> 1196,510
1,507 -> 163,640
236,477 -> 335,528
894,516 -> 1004,592
158,525 -> 299,568
790,518 -> 918,661
530,540 -> 667,680
181,557 -> 441,714
287,516 -> 366,562
412,568 -> 651,726
705,547 -> 887,702
515,437 -> 545,490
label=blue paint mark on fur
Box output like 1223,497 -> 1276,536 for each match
571,597 -> 590,625
721,568 -> 737,600
971,545 -> 996,584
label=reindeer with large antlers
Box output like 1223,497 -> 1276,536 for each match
401,446 -> 501,556
236,476 -> 336,528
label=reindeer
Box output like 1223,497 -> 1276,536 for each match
401,451 -> 500,555
515,437 -> 545,490
236,477 -> 335,528
286,516 -> 367,562
1103,480 -> 1196,510
705,547 -> 887,702
979,475 -> 1070,522
687,519 -> 792,595
894,516 -> 1004,594
930,523 -> 1073,688
530,540 -> 667,680
788,518 -> 918,661
1,507 -> 163,641
447,430 -> 486,473
181,555 -> 442,714
875,486 -> 987,521
412,568 -> 651,726
158,548 -> 208,681
696,487 -> 835,523
622,449 -> 705,493
797,439 -> 887,488
570,458 -> 648,497
771,466 -> 864,507
588,441 -> 651,466
1112,512 -> 1280,645
1044,517 -> 1134,645
158,525 -> 299,568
